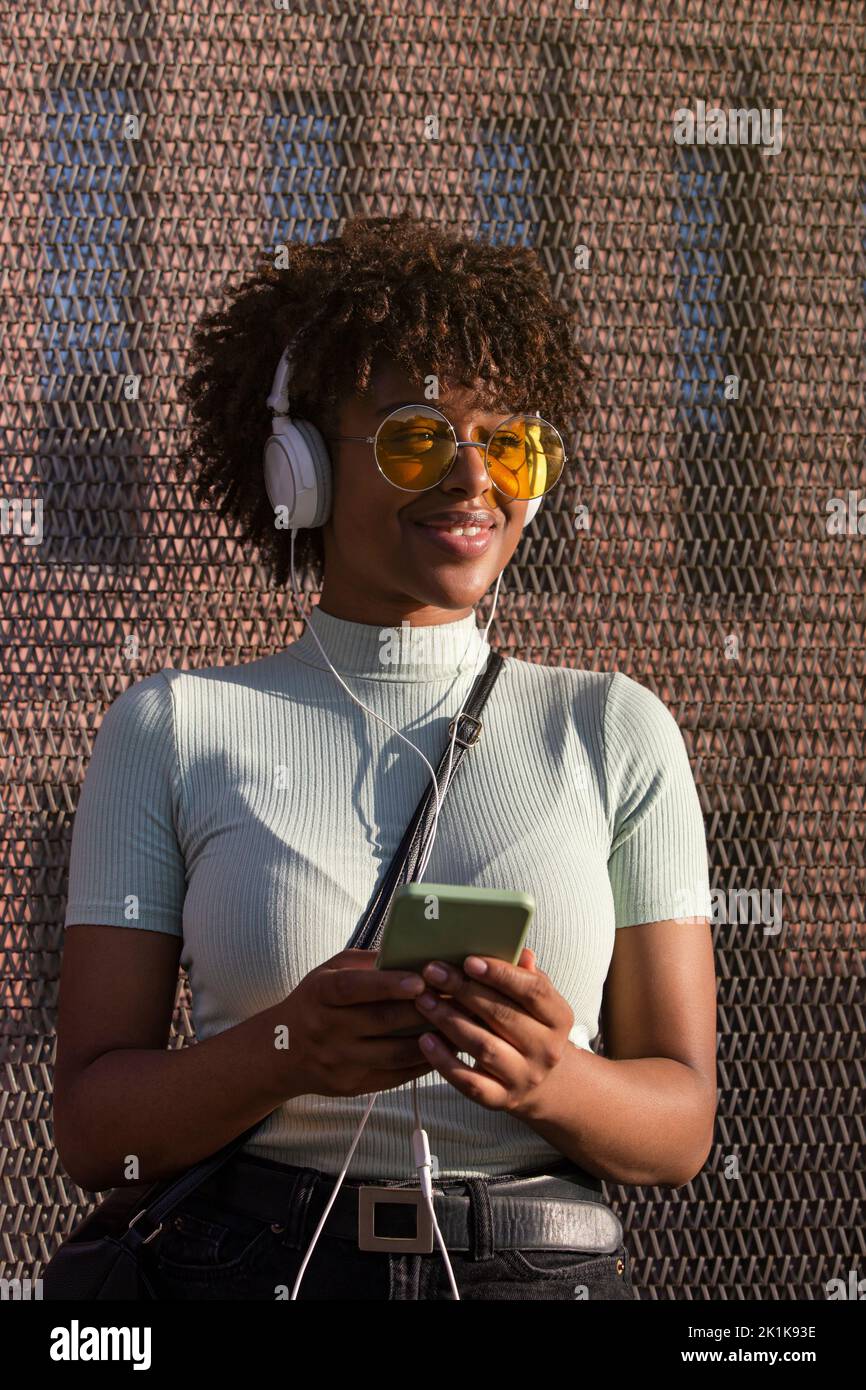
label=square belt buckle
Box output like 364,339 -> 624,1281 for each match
448,714 -> 482,748
357,1186 -> 435,1254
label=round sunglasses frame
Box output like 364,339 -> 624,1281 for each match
323,404 -> 569,501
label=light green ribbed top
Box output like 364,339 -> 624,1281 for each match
64,607 -> 712,1179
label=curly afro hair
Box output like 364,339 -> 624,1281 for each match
176,212 -> 593,587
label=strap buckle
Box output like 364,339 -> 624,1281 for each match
127,1208 -> 164,1245
448,714 -> 483,748
357,1186 -> 435,1254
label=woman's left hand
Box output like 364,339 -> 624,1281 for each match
412,948 -> 575,1115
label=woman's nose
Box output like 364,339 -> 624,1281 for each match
444,435 -> 494,500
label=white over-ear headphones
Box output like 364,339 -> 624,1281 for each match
262,346 -> 543,529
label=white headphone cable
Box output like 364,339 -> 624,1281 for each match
286,526 -> 502,1300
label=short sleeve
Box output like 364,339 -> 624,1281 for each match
64,672 -> 186,937
603,671 -> 712,929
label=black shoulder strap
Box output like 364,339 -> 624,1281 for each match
347,648 -> 505,951
117,647 -> 506,1249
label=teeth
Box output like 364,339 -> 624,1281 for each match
431,524 -> 483,535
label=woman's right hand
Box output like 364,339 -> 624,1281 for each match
278,949 -> 437,1098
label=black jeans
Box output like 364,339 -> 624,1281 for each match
142,1156 -> 638,1302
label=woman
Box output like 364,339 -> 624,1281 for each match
54,212 -> 717,1301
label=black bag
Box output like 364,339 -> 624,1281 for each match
42,650 -> 505,1299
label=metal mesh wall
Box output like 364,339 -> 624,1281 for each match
2,0 -> 863,1300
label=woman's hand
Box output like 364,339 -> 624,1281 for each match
411,948 -> 575,1116
280,949 -> 436,1099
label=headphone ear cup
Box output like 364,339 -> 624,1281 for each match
263,419 -> 332,530
294,420 -> 332,525
522,495 -> 542,527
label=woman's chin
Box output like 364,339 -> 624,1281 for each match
410,578 -> 497,614
407,551 -> 505,601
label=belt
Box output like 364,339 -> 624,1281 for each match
194,1155 -> 623,1257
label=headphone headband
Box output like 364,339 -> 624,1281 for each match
266,345 -> 293,416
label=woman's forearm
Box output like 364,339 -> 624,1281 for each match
511,1043 -> 716,1187
56,999 -> 300,1192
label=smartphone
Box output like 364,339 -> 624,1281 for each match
376,882 -> 535,1037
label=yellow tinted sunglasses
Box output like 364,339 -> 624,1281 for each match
325,405 -> 568,502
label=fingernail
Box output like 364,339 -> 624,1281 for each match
464,956 -> 487,975
417,991 -> 437,1009
420,1034 -> 438,1051
400,976 -> 424,993
425,962 -> 448,983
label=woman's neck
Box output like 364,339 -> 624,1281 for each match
317,590 -> 475,629
288,603 -> 488,681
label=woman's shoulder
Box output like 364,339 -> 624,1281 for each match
600,668 -> 694,761
499,650 -> 610,693
500,654 -> 691,767
126,650 -> 291,700
506,651 -> 681,705
90,654 -> 291,752
500,651 -> 665,713
92,667 -> 176,735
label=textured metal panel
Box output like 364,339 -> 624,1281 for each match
1,0 -> 863,1300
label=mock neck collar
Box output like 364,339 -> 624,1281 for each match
286,606 -> 490,682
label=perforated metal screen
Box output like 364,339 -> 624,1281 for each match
2,0 -> 864,1300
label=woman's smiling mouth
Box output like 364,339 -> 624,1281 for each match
408,507 -> 499,558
